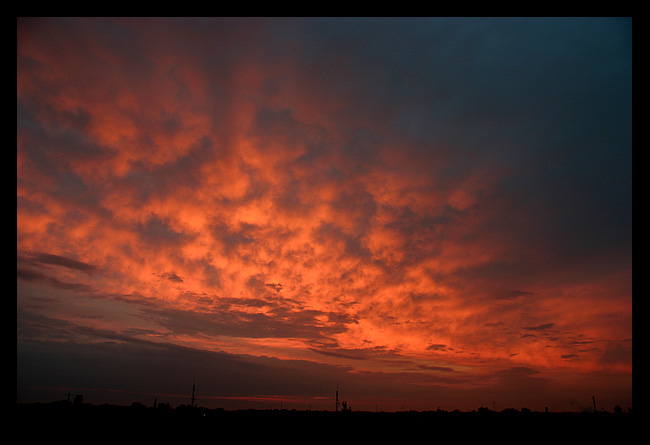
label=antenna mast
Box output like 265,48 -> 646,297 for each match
335,383 -> 340,412
191,376 -> 196,407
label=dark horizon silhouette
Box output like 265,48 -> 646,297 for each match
17,396 -> 633,442
17,386 -> 632,416
18,398 -> 633,415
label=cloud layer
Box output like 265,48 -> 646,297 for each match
17,17 -> 632,411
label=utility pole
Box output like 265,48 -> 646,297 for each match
592,396 -> 597,412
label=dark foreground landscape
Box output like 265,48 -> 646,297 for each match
16,401 -> 633,442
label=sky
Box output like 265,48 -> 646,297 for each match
17,17 -> 632,413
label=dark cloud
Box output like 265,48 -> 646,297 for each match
599,340 -> 632,366
522,323 -> 556,332
489,290 -> 535,301
137,215 -> 191,247
153,272 -> 184,283
17,267 -> 95,293
265,282 -> 283,293
24,252 -> 99,274
413,364 -> 455,373
134,136 -> 214,192
210,221 -> 257,255
426,344 -> 449,352
142,302 -> 353,341
313,222 -> 373,261
213,296 -> 275,310
307,342 -> 401,361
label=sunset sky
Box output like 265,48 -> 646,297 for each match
17,17 -> 632,413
